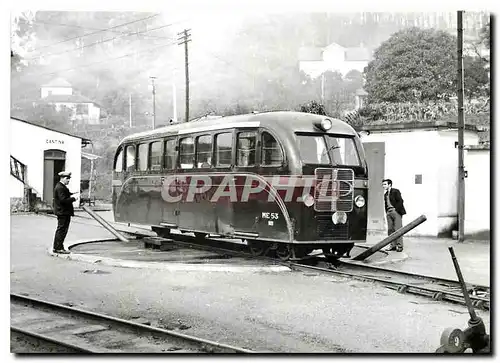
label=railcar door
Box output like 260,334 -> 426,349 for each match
232,129 -> 260,235
211,131 -> 235,236
161,137 -> 181,228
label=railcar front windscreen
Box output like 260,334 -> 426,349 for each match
296,134 -> 361,166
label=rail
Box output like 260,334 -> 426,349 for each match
11,293 -> 258,353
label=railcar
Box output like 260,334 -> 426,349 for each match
112,111 -> 368,259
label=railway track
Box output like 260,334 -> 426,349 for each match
11,293 -> 256,353
287,260 -> 490,311
46,212 -> 491,312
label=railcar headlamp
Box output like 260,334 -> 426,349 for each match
354,195 -> 366,208
332,211 -> 347,225
320,118 -> 332,131
302,194 -> 314,207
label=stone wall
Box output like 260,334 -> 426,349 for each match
10,197 -> 27,213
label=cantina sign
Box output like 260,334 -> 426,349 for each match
46,139 -> 64,144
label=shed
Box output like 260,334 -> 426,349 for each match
10,117 -> 91,211
358,121 -> 481,237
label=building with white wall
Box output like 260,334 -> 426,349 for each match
299,43 -> 372,78
39,78 -> 102,125
464,145 -> 490,238
358,121 -> 481,237
10,117 -> 90,210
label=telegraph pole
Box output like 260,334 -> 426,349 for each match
457,11 -> 465,242
172,79 -> 177,122
178,29 -> 191,122
149,76 -> 156,129
129,93 -> 132,128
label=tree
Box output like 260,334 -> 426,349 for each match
11,103 -> 74,133
299,100 -> 327,115
364,27 -> 457,103
463,55 -> 489,101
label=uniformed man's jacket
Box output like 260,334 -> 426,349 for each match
53,182 -> 75,216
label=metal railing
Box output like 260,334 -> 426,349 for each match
10,155 -> 26,183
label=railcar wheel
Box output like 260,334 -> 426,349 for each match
194,232 -> 208,241
292,246 -> 312,259
248,240 -> 267,257
152,227 -> 171,238
323,244 -> 353,258
276,245 -> 292,261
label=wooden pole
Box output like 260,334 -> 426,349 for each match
457,11 -> 465,242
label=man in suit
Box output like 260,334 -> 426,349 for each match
52,171 -> 79,254
382,179 -> 406,252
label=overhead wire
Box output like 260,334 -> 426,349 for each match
28,13 -> 161,53
26,23 -> 178,60
19,39 -> 180,79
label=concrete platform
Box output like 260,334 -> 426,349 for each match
50,237 -> 290,273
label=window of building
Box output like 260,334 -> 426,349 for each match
237,132 -> 256,167
138,143 -> 148,171
215,132 -> 233,167
196,135 -> 212,168
114,148 -> 123,172
261,132 -> 283,166
179,137 -> 195,169
150,141 -> 162,170
125,145 -> 136,171
76,103 -> 89,114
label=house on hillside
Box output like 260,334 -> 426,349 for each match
38,78 -> 102,125
299,42 -> 373,79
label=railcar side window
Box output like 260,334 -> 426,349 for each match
196,135 -> 212,168
164,139 -> 176,169
261,132 -> 283,166
237,132 -> 256,167
125,145 -> 136,171
215,132 -> 232,167
179,137 -> 195,169
150,141 -> 162,170
138,143 -> 148,171
114,148 -> 123,172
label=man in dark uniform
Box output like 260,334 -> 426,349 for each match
382,179 -> 406,252
52,171 -> 79,254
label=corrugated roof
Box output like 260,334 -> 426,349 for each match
41,77 -> 72,88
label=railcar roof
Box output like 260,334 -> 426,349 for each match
119,111 -> 356,145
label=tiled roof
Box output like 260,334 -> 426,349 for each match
41,77 -> 72,88
41,94 -> 100,107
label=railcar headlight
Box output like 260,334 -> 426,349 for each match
320,118 -> 332,131
332,211 -> 347,224
354,195 -> 365,208
302,194 -> 314,207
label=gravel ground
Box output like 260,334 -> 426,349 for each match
10,214 -> 490,353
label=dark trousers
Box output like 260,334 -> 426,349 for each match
386,210 -> 403,248
53,215 -> 71,251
